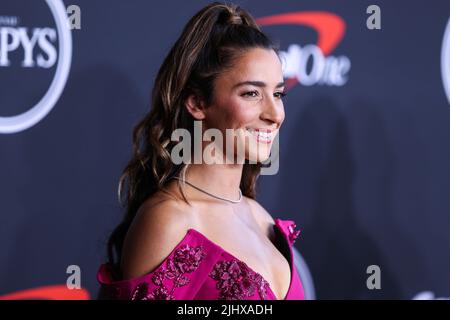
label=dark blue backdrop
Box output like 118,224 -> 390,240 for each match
1,0 -> 449,299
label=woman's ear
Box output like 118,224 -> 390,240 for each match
185,94 -> 206,120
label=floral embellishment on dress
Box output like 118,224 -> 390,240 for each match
287,222 -> 301,243
131,244 -> 206,300
131,282 -> 171,300
209,259 -> 270,300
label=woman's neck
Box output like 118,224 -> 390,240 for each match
183,163 -> 243,201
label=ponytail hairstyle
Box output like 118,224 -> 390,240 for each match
107,1 -> 280,267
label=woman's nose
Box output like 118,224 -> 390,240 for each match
261,98 -> 284,126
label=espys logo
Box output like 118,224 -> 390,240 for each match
256,11 -> 350,89
0,0 -> 72,134
441,17 -> 450,106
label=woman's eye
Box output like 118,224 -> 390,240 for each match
241,91 -> 287,99
274,91 -> 287,99
242,91 -> 259,98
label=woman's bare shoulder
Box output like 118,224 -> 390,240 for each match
120,190 -> 198,280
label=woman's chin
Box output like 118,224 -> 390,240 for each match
245,151 -> 271,164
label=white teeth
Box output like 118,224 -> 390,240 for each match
246,129 -> 271,140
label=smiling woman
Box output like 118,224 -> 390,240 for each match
97,1 -> 305,300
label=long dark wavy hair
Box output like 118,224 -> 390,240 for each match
106,2 -> 280,268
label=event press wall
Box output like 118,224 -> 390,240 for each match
1,0 -> 450,299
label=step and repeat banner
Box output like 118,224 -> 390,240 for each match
0,0 -> 449,299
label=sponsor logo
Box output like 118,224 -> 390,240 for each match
0,0 -> 72,134
441,17 -> 450,106
257,11 -> 351,89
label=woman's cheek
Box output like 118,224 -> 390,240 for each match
231,104 -> 258,125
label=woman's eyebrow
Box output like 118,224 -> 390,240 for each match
232,80 -> 285,89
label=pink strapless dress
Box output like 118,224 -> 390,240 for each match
97,218 -> 304,300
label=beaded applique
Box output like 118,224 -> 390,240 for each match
209,259 -> 270,300
131,244 -> 206,300
287,222 -> 301,244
